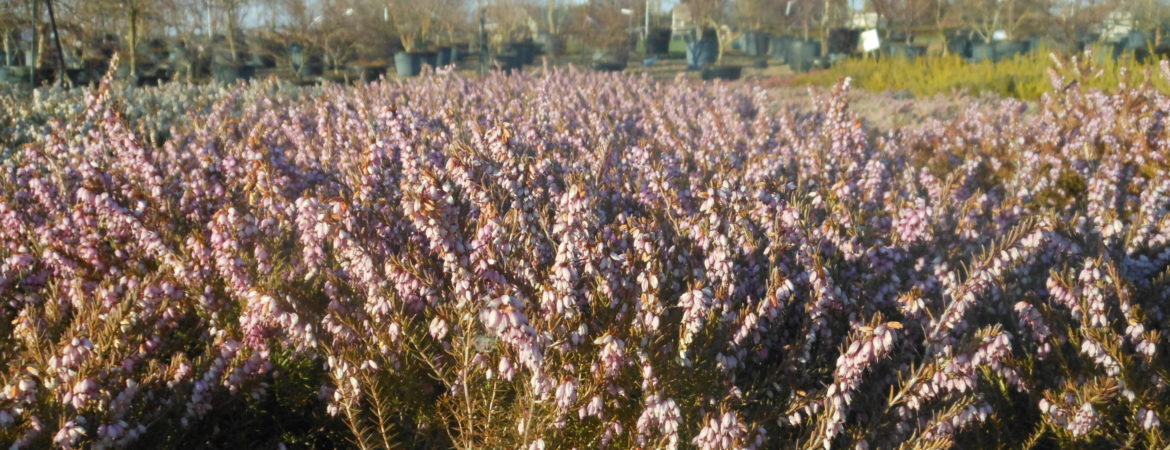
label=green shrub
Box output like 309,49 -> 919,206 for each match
795,50 -> 1170,100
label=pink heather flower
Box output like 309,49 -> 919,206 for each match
1138,408 -> 1160,430
894,200 -> 932,243
636,394 -> 682,449
1014,301 -> 1052,358
429,317 -> 449,341
1068,402 -> 1098,437
67,378 -> 99,409
580,395 -> 604,420
821,323 -> 897,447
3,55 -> 1169,450
555,379 -> 578,410
498,357 -> 515,381
678,288 -> 713,361
1080,337 -> 1121,377
594,334 -> 627,379
52,417 -> 87,449
692,410 -> 752,450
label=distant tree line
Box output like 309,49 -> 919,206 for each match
1,0 -> 1165,81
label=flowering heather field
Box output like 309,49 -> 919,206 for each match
1,58 -> 1169,449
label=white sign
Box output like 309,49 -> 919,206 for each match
861,29 -> 881,52
992,30 -> 1007,41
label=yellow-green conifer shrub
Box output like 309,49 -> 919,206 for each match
796,50 -> 1169,100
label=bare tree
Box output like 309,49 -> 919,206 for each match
680,0 -> 737,61
211,0 -> 250,64
872,0 -> 939,43
734,0 -> 786,34
952,0 -> 1050,41
546,0 -> 564,41
1115,0 -> 1170,46
483,0 -> 537,49
434,0 -> 470,47
386,0 -> 456,52
1047,0 -> 1113,50
568,0 -> 638,61
67,0 -> 192,77
0,1 -> 27,66
313,0 -> 366,69
781,0 -> 824,40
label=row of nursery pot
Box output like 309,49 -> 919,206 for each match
947,33 -> 1040,63
883,43 -> 927,61
0,66 -> 33,85
683,29 -> 718,70
766,36 -> 823,73
394,46 -> 465,77
493,41 -> 540,74
646,28 -> 672,55
679,30 -> 744,81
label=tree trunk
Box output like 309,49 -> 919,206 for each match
31,0 -> 41,70
936,3 -> 947,56
1006,0 -> 1014,40
128,5 -> 139,77
820,0 -> 831,56
547,0 -> 556,35
226,7 -> 238,63
37,29 -> 47,67
3,32 -> 12,66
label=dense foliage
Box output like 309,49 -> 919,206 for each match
1,58 -> 1168,449
793,50 -> 1170,101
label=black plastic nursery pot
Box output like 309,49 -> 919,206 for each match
541,34 -> 565,56
1113,30 -> 1150,62
420,51 -> 439,68
65,68 -> 94,86
592,62 -> 627,72
1018,37 -> 1041,55
827,28 -> 860,56
885,43 -> 926,61
742,30 -> 771,57
946,30 -> 979,58
436,47 -> 454,67
505,41 -> 537,65
350,64 -> 388,82
993,41 -> 1025,61
685,33 -> 718,70
454,43 -> 472,61
787,40 -> 820,73
0,66 -> 32,85
494,53 -> 523,73
394,52 -> 422,77
947,36 -> 972,59
769,35 -> 794,63
700,65 -> 742,81
212,63 -> 254,84
969,43 -> 995,63
647,28 -> 672,55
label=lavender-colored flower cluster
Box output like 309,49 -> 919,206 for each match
1,57 -> 1168,448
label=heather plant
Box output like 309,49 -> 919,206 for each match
0,56 -> 1168,449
